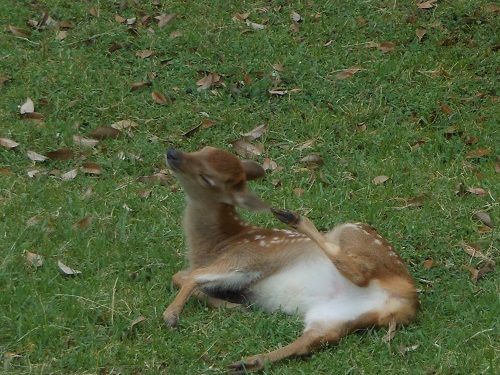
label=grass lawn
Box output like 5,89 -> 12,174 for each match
1,0 -> 498,374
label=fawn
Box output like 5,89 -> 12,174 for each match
164,146 -> 418,373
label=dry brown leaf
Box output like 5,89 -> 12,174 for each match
58,260 -> 81,276
293,187 -> 305,197
423,259 -> 434,269
272,63 -> 284,72
25,251 -> 44,268
89,126 -> 121,140
300,154 -> 324,168
138,172 -> 171,187
27,150 -> 48,162
130,81 -> 151,91
0,75 -> 10,86
233,12 -> 250,21
485,4 -> 500,13
291,11 -> 303,22
138,189 -> 152,199
73,216 -> 92,230
460,242 -> 494,263
373,175 -> 390,185
170,30 -> 183,38
463,135 -> 478,145
56,30 -> 68,41
115,14 -> 126,23
181,124 -> 201,138
27,169 -> 41,178
0,167 -> 13,175
202,118 -> 216,128
81,162 -> 102,176
20,98 -> 34,114
241,124 -> 267,141
473,212 -> 494,228
155,13 -> 175,28
466,187 -> 487,196
393,195 -> 425,209
297,140 -> 314,151
111,119 -> 138,130
0,137 -> 19,149
136,49 -> 154,59
151,91 -> 169,105
417,0 -> 437,9
290,21 -> 300,33
335,67 -> 362,80
231,139 -> 264,158
57,20 -> 73,29
89,7 -> 99,17
465,148 -> 490,159
262,157 -> 278,172
61,169 -> 77,181
73,135 -> 99,148
46,148 -> 73,161
465,263 -> 495,283
8,25 -> 30,37
440,103 -> 453,115
416,28 -> 427,41
130,315 -> 146,329
246,19 -> 266,30
21,112 -> 44,121
196,73 -> 222,90
108,42 -> 123,53
378,42 -> 395,53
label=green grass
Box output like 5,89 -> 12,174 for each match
1,0 -> 498,374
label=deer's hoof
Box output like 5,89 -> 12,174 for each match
163,309 -> 179,329
270,208 -> 300,227
228,356 -> 264,374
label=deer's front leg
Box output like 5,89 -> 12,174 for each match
164,265 -> 257,328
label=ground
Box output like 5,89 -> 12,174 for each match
0,1 -> 498,374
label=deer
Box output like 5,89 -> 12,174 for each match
163,146 -> 419,373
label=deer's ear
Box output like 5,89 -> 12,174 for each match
233,190 -> 269,211
241,160 -> 265,181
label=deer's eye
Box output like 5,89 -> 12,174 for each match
200,174 -> 215,187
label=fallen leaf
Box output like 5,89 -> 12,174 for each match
262,157 -> 278,172
46,148 -> 73,161
181,124 -> 201,138
115,14 -> 126,23
155,13 -> 175,28
399,344 -> 419,354
423,259 -> 434,269
465,148 -> 490,159
196,73 -> 222,90
417,0 -> 437,9
290,21 -> 300,33
73,135 -> 99,148
20,98 -> 35,114
56,30 -> 68,41
27,169 -> 41,178
81,162 -> 102,175
151,91 -> 169,105
293,187 -> 304,197
170,30 -> 183,38
465,263 -> 495,283
88,7 -> 99,17
460,242 -> 494,263
89,126 -> 121,140
0,75 -> 10,86
466,187 -> 487,196
410,139 -> 427,151
0,167 -> 13,175
58,260 -> 81,276
291,11 -> 303,22
241,124 -> 267,141
232,12 -> 250,21
21,112 -> 44,121
202,118 -> 216,128
485,4 -> 500,13
272,63 -> 284,72
27,150 -> 48,162
108,42 -> 123,53
297,140 -> 314,151
130,81 -> 151,91
373,175 -> 390,185
130,315 -> 146,328
246,19 -> 266,30
473,212 -> 494,228
111,119 -> 138,130
463,135 -> 478,145
73,216 -> 92,230
57,20 -> 73,29
25,251 -> 44,268
136,49 -> 154,59
231,139 -> 264,158
0,137 -> 19,149
300,154 -> 324,168
8,25 -> 30,37
416,28 -> 427,41
138,189 -> 152,199
61,169 -> 77,181
335,67 -> 362,80
393,195 -> 425,209
440,103 -> 453,115
378,42 -> 395,53
138,172 -> 171,187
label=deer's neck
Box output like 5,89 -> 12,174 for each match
183,200 -> 247,268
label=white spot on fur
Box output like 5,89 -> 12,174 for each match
373,239 -> 382,245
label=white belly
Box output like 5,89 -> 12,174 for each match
250,249 -> 390,328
